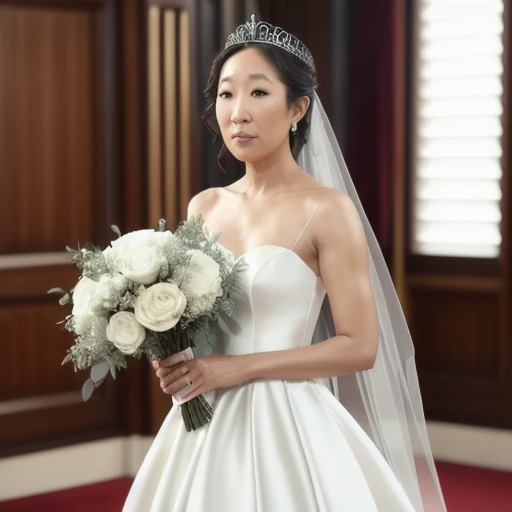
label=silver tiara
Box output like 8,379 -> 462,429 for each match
225,15 -> 315,71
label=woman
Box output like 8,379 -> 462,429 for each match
124,17 -> 446,511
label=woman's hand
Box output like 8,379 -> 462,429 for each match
152,354 -> 246,401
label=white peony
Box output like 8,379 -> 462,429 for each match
72,276 -> 103,315
73,314 -> 109,337
72,273 -> 128,313
71,273 -> 130,334
183,250 -> 223,310
106,312 -> 146,354
73,314 -> 95,335
134,283 -> 186,332
97,273 -> 129,309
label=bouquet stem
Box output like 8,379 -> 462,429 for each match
181,395 -> 213,432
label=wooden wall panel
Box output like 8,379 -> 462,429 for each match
0,0 -> 220,452
405,275 -> 508,426
0,263 -> 124,456
411,290 -> 500,380
0,6 -> 99,254
0,0 -> 125,457
407,277 -> 507,426
0,301 -> 85,400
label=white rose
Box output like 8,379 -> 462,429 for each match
184,250 -> 223,303
106,312 -> 146,354
112,229 -> 156,249
134,283 -> 186,332
111,230 -> 174,251
148,230 -> 174,252
104,230 -> 152,272
105,230 -> 174,275
120,246 -> 163,284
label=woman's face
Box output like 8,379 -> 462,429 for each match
215,47 -> 301,163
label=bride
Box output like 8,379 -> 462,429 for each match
124,17 -> 447,511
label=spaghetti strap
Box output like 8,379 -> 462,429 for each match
292,201 -> 322,251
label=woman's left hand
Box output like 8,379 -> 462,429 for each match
152,354 -> 246,401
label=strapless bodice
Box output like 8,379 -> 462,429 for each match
216,245 -> 326,356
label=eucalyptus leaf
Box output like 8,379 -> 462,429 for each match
158,219 -> 167,232
82,378 -> 95,402
218,310 -> 241,334
59,294 -> 70,306
48,287 -> 66,295
111,224 -> 122,238
93,377 -> 106,389
91,361 -> 110,383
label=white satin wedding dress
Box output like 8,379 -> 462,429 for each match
124,224 -> 416,511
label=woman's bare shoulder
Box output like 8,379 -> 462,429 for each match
314,188 -> 365,248
317,187 -> 352,207
187,188 -> 224,218
307,185 -> 352,211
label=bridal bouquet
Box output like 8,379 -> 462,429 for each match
49,216 -> 244,432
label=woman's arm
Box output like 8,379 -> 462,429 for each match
238,192 -> 379,381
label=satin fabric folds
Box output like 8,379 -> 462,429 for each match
123,247 -> 416,511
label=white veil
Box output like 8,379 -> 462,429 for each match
299,93 -> 447,512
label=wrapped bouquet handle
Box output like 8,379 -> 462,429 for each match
171,348 -> 195,405
170,348 -> 213,431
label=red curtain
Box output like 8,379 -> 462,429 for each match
346,0 -> 406,254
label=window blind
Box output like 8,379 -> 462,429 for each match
413,0 -> 505,257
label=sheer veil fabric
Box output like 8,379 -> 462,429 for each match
299,93 -> 446,512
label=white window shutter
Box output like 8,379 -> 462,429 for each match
413,0 -> 505,257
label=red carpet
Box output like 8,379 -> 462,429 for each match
435,461 -> 512,512
0,462 -> 511,511
0,478 -> 133,512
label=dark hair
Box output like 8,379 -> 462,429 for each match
202,43 -> 317,161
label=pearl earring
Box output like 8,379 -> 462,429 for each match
291,123 -> 297,133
